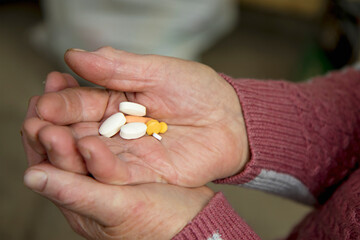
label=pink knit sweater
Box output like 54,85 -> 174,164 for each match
174,68 -> 360,239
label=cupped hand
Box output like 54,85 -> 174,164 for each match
21,71 -> 89,174
23,162 -> 214,240
25,47 -> 249,186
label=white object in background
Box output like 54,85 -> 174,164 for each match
120,122 -> 147,140
119,102 -> 146,116
99,112 -> 126,137
33,0 -> 238,67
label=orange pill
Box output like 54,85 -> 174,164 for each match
146,121 -> 161,135
146,119 -> 159,126
159,122 -> 168,134
125,116 -> 153,123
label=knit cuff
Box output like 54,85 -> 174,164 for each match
173,192 -> 260,240
216,74 -> 315,204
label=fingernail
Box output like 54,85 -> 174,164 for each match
43,141 -> 52,152
81,147 -> 91,160
34,105 -> 43,120
24,169 -> 48,192
67,48 -> 86,52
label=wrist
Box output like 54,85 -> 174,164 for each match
170,186 -> 215,238
219,73 -> 250,177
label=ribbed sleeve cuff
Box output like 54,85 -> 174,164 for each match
213,74 -> 319,204
173,192 -> 261,240
215,69 -> 359,204
218,74 -> 308,184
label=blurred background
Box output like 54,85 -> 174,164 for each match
1,0 -> 359,239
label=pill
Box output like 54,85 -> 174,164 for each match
99,112 -> 126,137
146,119 -> 159,126
119,102 -> 146,116
146,121 -> 161,135
159,122 -> 168,134
152,133 -> 162,141
125,116 -> 153,123
120,122 -> 147,140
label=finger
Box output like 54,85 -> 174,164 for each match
23,71 -> 80,166
64,47 -> 163,92
38,125 -> 88,174
62,73 -> 80,88
44,72 -> 79,93
37,87 -> 127,125
23,163 -> 125,226
23,73 -> 80,165
70,122 -> 101,139
21,96 -> 47,166
25,96 -> 40,118
23,120 -> 101,162
77,136 -> 131,184
36,87 -> 110,125
22,117 -> 52,155
77,136 -> 170,185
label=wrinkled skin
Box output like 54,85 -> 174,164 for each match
22,72 -> 214,239
22,47 -> 249,187
24,163 -> 214,240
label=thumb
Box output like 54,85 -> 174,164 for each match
64,47 -> 164,92
23,163 -> 125,226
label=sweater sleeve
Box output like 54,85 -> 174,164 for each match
173,192 -> 261,240
217,68 -> 360,205
286,168 -> 360,239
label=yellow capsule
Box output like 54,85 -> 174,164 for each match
146,119 -> 159,126
159,122 -> 168,134
146,121 -> 161,135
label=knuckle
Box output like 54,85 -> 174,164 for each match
22,117 -> 39,134
28,95 -> 40,106
55,186 -> 78,207
38,124 -> 54,136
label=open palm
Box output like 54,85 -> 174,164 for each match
28,47 -> 249,187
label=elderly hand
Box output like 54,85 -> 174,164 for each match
23,162 -> 214,240
22,47 -> 249,187
22,75 -> 213,239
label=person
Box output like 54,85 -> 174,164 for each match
21,47 -> 360,239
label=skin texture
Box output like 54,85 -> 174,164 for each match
22,72 -> 214,239
24,163 -> 214,240
22,47 -> 250,187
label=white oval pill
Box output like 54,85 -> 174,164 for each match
99,112 -> 126,137
119,102 -> 146,116
120,122 -> 147,139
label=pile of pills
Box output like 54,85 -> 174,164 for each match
98,102 -> 167,141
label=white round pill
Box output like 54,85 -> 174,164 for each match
99,112 -> 126,138
120,122 -> 147,140
119,102 -> 146,116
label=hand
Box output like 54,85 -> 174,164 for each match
22,72 -> 214,239
24,47 -> 249,186
23,163 -> 214,240
21,71 -> 88,173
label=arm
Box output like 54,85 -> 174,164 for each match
173,193 -> 261,240
176,68 -> 360,239
286,168 -> 360,239
22,66 -> 261,240
217,68 -> 360,204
